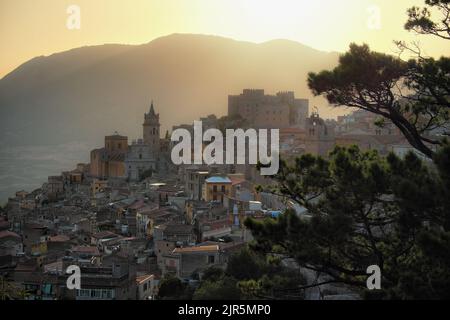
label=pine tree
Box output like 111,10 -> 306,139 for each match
246,1 -> 450,299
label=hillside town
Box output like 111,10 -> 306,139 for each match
0,89 -> 423,300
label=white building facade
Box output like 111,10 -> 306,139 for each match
125,139 -> 157,181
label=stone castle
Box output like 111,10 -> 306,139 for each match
228,89 -> 309,129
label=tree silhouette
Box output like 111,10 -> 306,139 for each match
248,146 -> 450,298
307,43 -> 449,159
246,0 -> 450,299
405,0 -> 450,40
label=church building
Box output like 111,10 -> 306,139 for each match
89,100 -> 163,181
125,101 -> 161,181
90,132 -> 128,179
303,110 -> 335,157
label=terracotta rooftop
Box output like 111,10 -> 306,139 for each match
137,204 -> 159,214
136,274 -> 154,284
173,245 -> 219,254
92,231 -> 120,239
143,207 -> 178,217
129,199 -> 145,210
0,230 -> 21,239
0,220 -> 10,229
49,235 -> 70,242
229,176 -> 247,186
72,246 -> 100,255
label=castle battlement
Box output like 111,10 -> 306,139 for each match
228,89 -> 309,129
242,89 -> 265,97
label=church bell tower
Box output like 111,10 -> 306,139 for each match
143,100 -> 160,152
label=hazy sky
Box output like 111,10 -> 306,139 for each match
1,0 -> 449,78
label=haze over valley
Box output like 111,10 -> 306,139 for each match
0,33 -> 340,147
0,33 -> 342,202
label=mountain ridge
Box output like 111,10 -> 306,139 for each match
0,33 -> 341,147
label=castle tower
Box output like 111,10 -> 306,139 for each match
304,108 -> 335,157
143,100 -> 160,152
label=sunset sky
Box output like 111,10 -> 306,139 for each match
1,0 -> 449,78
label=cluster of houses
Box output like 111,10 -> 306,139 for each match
0,89 -> 422,300
0,151 -> 295,300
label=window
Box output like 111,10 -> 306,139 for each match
143,283 -> 148,291
101,289 -> 112,299
77,289 -> 114,299
213,185 -> 217,192
77,289 -> 90,297
91,290 -> 101,298
208,255 -> 215,264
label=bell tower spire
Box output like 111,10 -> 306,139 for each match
149,100 -> 155,116
143,99 -> 160,152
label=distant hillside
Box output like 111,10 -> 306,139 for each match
0,33 -> 340,147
